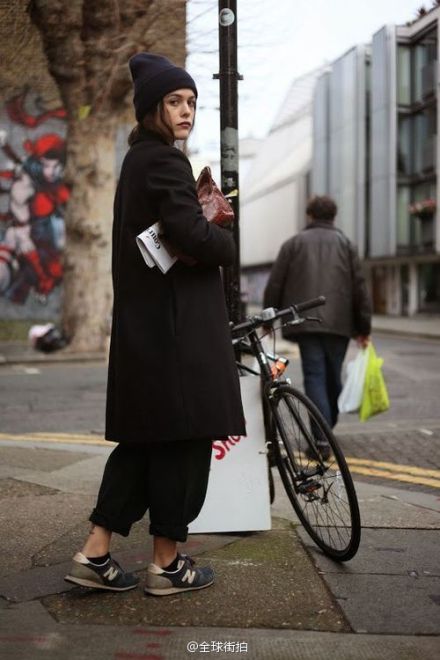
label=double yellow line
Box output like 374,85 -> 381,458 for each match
1,432 -> 439,489
345,457 -> 440,490
0,431 -> 115,447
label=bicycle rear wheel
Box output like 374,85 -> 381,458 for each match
270,385 -> 361,561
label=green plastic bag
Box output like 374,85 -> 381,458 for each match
359,343 -> 390,421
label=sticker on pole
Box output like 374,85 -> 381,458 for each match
219,8 -> 235,26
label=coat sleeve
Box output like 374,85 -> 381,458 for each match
263,241 -> 291,309
146,145 -> 235,266
349,243 -> 372,336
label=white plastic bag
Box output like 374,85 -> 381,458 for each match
338,348 -> 369,414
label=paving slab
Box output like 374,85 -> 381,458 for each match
0,531 -> 243,603
42,527 -> 348,633
300,528 -> 440,635
271,472 -> 440,529
322,574 -> 440,634
0,478 -> 58,499
354,480 -> 440,528
9,453 -> 108,495
0,492 -> 93,577
1,601 -> 440,660
0,561 -> 75,603
301,528 -> 440,576
0,445 -> 92,472
33,519 -> 149,567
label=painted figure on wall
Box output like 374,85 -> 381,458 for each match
0,91 -> 68,304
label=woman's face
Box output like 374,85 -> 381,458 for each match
162,89 -> 196,140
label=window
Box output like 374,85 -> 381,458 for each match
397,186 -> 411,249
397,46 -> 411,105
396,30 -> 437,257
413,32 -> 437,103
397,116 -> 411,175
418,263 -> 440,312
400,265 -> 409,316
413,106 -> 436,174
411,182 -> 436,251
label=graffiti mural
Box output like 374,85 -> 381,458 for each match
0,90 -> 68,316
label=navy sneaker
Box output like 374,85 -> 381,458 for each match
144,554 -> 214,596
64,552 -> 140,591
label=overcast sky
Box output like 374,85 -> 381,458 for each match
187,0 -> 431,155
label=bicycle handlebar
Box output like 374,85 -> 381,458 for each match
294,295 -> 326,313
231,295 -> 326,335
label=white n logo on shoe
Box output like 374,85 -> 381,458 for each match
103,566 -> 119,581
181,568 -> 196,585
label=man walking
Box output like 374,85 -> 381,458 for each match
263,195 -> 371,458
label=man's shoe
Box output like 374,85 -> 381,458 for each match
305,442 -> 331,462
144,554 -> 214,596
64,552 -> 140,591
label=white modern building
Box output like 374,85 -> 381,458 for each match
241,7 -> 440,316
240,68 -> 325,304
314,9 -> 440,315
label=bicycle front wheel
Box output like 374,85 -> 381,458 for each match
270,385 -> 361,561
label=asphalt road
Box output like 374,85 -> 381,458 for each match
1,334 -> 440,430
0,333 -> 439,495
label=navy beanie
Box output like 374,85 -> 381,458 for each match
129,53 -> 198,122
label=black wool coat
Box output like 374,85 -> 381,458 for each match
106,130 -> 245,445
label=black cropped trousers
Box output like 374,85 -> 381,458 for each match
89,438 -> 213,543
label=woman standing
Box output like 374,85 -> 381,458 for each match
65,53 -> 245,596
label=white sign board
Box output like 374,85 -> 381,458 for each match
189,376 -> 272,533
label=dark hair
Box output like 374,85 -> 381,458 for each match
128,98 -> 192,146
306,195 -> 337,222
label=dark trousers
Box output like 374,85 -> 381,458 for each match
297,333 -> 349,431
89,438 -> 213,543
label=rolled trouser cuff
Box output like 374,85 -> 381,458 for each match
89,508 -> 132,537
149,521 -> 188,543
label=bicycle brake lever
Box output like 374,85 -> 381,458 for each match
305,316 -> 322,323
285,318 -> 305,327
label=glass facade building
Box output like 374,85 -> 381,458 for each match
312,9 -> 440,315
312,46 -> 368,257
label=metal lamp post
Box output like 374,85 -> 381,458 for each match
215,0 -> 242,324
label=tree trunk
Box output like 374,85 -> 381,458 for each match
27,0 -> 187,352
62,119 -> 116,352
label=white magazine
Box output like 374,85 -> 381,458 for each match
136,222 -> 177,274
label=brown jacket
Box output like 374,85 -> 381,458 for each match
263,222 -> 372,339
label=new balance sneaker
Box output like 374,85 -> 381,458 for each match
144,554 -> 214,596
64,552 -> 140,591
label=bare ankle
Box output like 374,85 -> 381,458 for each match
81,524 -> 111,557
153,536 -> 177,568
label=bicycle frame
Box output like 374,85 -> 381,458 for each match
235,328 -> 328,481
230,295 -> 361,561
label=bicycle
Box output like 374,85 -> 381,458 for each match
231,295 -> 361,561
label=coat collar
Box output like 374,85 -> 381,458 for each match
304,221 -> 336,231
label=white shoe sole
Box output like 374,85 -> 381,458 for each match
64,575 -> 139,591
144,579 -> 214,596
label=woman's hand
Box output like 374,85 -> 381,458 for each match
160,233 -> 197,266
